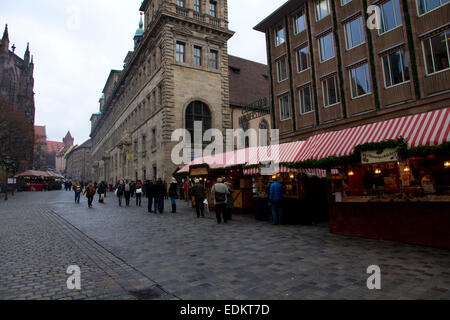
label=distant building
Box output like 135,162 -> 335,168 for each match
228,55 -> 271,147
0,24 -> 35,179
65,139 -> 92,183
54,131 -> 74,173
33,125 -> 47,171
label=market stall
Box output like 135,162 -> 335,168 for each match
14,170 -> 63,191
243,142 -> 331,225
177,148 -> 254,214
285,107 -> 450,249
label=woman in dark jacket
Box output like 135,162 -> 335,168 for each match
168,178 -> 178,213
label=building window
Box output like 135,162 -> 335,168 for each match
296,44 -> 310,72
277,57 -> 288,82
422,30 -> 450,75
345,16 -> 365,50
382,49 -> 410,87
319,33 -> 335,62
209,50 -> 218,69
417,0 -> 449,15
185,101 -> 212,143
151,128 -> 156,149
194,0 -> 201,12
299,86 -> 313,114
341,0 -> 352,5
322,76 -> 340,107
294,11 -> 306,34
279,95 -> 291,121
176,42 -> 185,63
177,0 -> 184,7
194,46 -> 202,66
275,25 -> 285,47
316,0 -> 331,21
349,63 -> 371,98
379,0 -> 403,34
210,1 -> 216,17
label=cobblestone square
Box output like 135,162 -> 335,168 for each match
1,190 -> 449,300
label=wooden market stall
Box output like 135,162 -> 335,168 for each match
288,108 -> 450,249
14,170 -> 63,191
177,148 -> 254,214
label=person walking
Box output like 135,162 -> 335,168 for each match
124,180 -> 131,206
155,178 -> 166,213
168,178 -> 178,213
269,177 -> 284,225
146,179 -> 156,213
116,180 -> 125,207
225,181 -> 234,221
135,180 -> 143,207
211,178 -> 230,224
74,183 -> 82,204
97,181 -> 106,203
191,179 -> 206,218
164,181 -> 168,200
83,183 -> 96,208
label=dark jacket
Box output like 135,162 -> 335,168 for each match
168,183 -> 178,198
155,181 -> 167,198
117,183 -> 125,196
191,184 -> 206,200
226,186 -> 234,209
97,182 -> 106,194
146,182 -> 155,198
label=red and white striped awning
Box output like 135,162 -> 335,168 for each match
294,108 -> 450,162
247,141 -> 306,165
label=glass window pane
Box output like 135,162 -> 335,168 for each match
328,77 -> 337,105
400,50 -> 410,81
381,1 -> 396,32
430,32 -> 449,72
394,0 -> 402,26
383,55 -> 392,86
426,0 -> 442,12
390,51 -> 403,85
423,39 -> 435,74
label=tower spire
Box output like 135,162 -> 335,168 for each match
1,24 -> 9,52
24,42 -> 30,63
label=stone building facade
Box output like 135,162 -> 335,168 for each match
65,139 -> 92,183
254,0 -> 450,142
90,0 -> 234,184
0,25 -> 35,178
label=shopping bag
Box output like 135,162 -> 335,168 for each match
203,199 -> 210,213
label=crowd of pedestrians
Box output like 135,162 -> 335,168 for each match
67,175 -> 248,226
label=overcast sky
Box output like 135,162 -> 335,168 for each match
1,0 -> 287,145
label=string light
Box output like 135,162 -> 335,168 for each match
444,161 -> 450,168
403,166 -> 411,172
374,169 -> 381,175
348,170 -> 354,176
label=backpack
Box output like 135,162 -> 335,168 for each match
214,191 -> 226,203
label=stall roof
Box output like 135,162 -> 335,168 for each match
14,170 -> 63,178
294,107 -> 450,162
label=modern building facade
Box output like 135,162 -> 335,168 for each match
255,0 -> 450,142
65,139 -> 92,183
0,25 -> 35,178
90,0 -> 234,184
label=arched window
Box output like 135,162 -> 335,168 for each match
185,101 -> 211,142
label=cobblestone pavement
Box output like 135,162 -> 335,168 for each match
1,190 -> 450,300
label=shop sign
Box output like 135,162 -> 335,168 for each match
190,166 -> 208,176
361,148 -> 399,164
260,161 -> 279,176
7,178 -> 16,184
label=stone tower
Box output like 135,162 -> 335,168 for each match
90,0 -> 234,183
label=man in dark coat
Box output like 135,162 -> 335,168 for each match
145,179 -> 156,213
155,178 -> 167,214
191,179 -> 206,218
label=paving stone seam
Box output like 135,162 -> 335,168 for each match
39,207 -> 179,300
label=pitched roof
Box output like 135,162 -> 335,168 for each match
228,55 -> 269,108
47,141 -> 65,154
